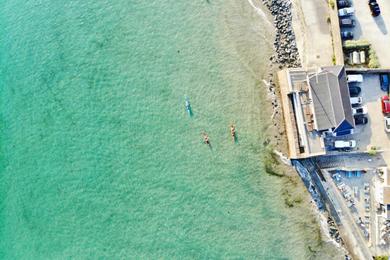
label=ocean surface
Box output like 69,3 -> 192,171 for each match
0,0 -> 343,259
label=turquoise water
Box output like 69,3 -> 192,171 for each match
0,0 -> 342,259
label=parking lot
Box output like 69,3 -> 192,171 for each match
351,74 -> 390,153
341,0 -> 390,67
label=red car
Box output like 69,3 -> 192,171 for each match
382,96 -> 390,113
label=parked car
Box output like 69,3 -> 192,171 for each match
334,140 -> 356,150
338,0 -> 351,8
340,18 -> 355,27
369,0 -> 381,16
380,73 -> 389,92
338,7 -> 354,17
349,85 -> 361,97
382,96 -> 390,114
347,74 -> 363,83
352,106 -> 368,115
350,97 -> 363,107
341,31 -> 354,40
385,117 -> 390,132
354,115 -> 368,125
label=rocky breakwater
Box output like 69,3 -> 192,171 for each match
260,0 -> 300,149
263,0 -> 300,68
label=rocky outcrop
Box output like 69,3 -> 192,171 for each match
263,0 -> 301,68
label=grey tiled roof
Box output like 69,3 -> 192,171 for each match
309,66 -> 354,131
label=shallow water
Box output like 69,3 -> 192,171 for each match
0,0 -> 343,258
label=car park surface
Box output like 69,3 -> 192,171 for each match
352,0 -> 390,67
350,74 -> 390,161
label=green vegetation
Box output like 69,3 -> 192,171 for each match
374,256 -> 389,260
332,54 -> 336,65
343,39 -> 380,67
329,0 -> 335,9
368,146 -> 378,156
368,48 -> 380,68
343,39 -> 370,50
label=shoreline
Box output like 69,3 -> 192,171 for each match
261,0 -> 301,153
259,0 -> 351,257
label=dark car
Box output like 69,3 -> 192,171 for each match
380,73 -> 389,92
340,18 -> 355,27
338,0 -> 351,8
349,85 -> 361,97
341,31 -> 353,40
354,115 -> 368,125
369,0 -> 381,16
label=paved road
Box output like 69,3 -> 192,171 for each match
322,170 -> 373,260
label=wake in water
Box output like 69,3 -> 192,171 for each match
246,0 -> 273,28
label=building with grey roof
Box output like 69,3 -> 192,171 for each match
308,66 -> 355,135
277,65 -> 354,158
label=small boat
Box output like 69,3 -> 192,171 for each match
185,96 -> 192,116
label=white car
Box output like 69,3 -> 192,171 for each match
385,117 -> 390,133
350,97 -> 363,107
338,7 -> 354,17
347,74 -> 363,83
334,140 -> 356,149
352,106 -> 368,115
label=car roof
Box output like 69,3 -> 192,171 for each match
383,97 -> 390,112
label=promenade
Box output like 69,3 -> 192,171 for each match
291,0 -> 335,68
